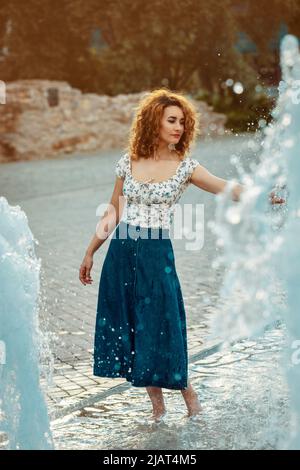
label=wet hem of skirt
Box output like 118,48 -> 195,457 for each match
93,371 -> 188,390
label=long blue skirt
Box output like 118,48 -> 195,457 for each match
93,220 -> 188,390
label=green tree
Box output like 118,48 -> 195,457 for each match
0,0 -> 88,82
68,0 -> 254,94
1,0 -> 299,95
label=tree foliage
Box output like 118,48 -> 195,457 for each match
0,0 -> 299,94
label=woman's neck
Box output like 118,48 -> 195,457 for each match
154,142 -> 177,161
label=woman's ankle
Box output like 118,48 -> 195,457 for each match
152,403 -> 166,413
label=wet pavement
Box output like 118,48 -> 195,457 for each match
51,325 -> 289,450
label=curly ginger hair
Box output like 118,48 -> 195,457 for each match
125,88 -> 200,162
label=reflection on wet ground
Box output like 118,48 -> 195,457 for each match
52,324 -> 289,450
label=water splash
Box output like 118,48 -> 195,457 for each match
207,33 -> 300,449
0,196 -> 53,449
275,34 -> 300,449
208,141 -> 288,342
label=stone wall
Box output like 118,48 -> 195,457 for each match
0,80 -> 228,163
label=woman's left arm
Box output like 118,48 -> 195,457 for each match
190,164 -> 286,204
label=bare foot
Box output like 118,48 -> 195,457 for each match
182,387 -> 203,417
187,407 -> 203,418
150,407 -> 167,423
187,395 -> 203,417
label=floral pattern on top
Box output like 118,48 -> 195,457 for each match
115,152 -> 200,229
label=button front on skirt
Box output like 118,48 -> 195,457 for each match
93,221 -> 188,390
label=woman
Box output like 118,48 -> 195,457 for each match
79,88 -> 284,423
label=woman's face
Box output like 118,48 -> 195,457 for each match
159,105 -> 185,146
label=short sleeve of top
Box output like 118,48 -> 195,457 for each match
115,154 -> 128,180
186,157 -> 200,182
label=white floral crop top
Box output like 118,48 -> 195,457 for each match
115,152 -> 200,229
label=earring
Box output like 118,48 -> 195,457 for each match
168,143 -> 176,151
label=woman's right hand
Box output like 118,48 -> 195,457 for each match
79,254 -> 94,285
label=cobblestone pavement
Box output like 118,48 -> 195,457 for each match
0,132 -> 262,419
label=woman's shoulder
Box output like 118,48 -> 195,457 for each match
118,152 -> 130,163
181,155 -> 200,176
115,152 -> 129,179
188,156 -> 200,169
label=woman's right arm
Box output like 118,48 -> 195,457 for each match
79,177 -> 125,285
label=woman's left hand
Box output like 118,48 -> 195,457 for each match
269,191 -> 286,205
